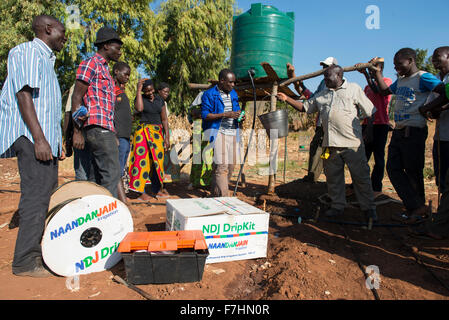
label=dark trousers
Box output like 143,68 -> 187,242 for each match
433,140 -> 449,194
424,169 -> 449,237
323,145 -> 375,211
386,126 -> 428,211
12,136 -> 58,273
306,126 -> 324,182
85,126 -> 120,198
149,162 -> 162,194
363,124 -> 389,192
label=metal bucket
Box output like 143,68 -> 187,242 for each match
258,109 -> 289,138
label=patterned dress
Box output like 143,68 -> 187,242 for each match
128,123 -> 165,193
189,107 -> 213,187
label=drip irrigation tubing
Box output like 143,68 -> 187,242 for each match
338,224 -> 381,300
385,227 -> 449,295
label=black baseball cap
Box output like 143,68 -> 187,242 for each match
94,26 -> 123,46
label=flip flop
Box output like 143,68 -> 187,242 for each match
153,192 -> 170,199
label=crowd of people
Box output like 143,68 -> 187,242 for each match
0,15 -> 448,278
278,48 -> 449,240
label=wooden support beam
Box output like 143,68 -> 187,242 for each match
280,59 -> 383,87
267,81 -> 278,195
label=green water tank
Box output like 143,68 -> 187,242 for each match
230,3 -> 295,80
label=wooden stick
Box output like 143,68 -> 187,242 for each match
280,59 -> 383,87
188,82 -> 274,91
188,83 -> 214,90
188,58 -> 383,91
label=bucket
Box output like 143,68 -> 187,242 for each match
258,109 -> 289,138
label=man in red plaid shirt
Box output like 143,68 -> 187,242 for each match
71,26 -> 123,198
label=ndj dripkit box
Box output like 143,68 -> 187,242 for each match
165,197 -> 269,264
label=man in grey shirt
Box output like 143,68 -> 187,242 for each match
277,65 -> 377,222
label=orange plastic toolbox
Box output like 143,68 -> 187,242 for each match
118,231 -> 209,285
118,230 -> 208,253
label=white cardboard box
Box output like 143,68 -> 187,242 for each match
166,197 -> 269,264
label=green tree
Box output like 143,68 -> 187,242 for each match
151,0 -> 236,115
59,0 -> 161,107
415,48 -> 438,75
0,0 -> 163,113
0,0 -> 238,118
0,0 -> 65,88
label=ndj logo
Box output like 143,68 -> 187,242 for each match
202,222 -> 256,235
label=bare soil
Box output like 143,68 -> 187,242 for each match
0,123 -> 448,301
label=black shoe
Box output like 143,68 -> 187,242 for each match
325,208 -> 344,217
14,265 -> 51,278
301,175 -> 314,183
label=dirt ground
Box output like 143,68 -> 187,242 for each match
0,123 -> 448,301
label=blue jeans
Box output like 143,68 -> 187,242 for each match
74,146 -> 95,181
118,138 -> 130,177
84,126 -> 120,198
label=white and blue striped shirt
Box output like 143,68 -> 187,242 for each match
0,38 -> 62,157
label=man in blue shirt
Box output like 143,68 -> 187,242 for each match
201,69 -> 243,196
0,15 -> 66,277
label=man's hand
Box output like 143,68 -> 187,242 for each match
354,63 -> 369,74
277,92 -> 288,102
34,138 -> 53,161
59,147 -> 66,161
287,63 -> 296,78
223,111 -> 240,119
75,111 -> 89,123
73,128 -> 85,150
368,57 -> 382,72
419,105 -> 438,121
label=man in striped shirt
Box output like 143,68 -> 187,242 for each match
70,26 -> 123,198
0,15 -> 66,277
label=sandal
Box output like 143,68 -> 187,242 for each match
154,192 -> 170,199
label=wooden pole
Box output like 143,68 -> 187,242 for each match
279,60 -> 383,87
267,81 -> 278,194
188,82 -> 274,91
188,59 -> 384,92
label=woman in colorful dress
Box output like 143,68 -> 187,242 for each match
128,79 -> 170,200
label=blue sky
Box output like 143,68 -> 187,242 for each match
233,0 -> 448,91
151,0 -> 448,91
